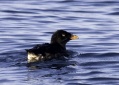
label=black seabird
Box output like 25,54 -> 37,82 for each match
26,30 -> 78,63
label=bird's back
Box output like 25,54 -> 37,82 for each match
26,43 -> 67,63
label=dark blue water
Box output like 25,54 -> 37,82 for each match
0,0 -> 119,85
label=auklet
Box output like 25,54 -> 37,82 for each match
26,30 -> 78,63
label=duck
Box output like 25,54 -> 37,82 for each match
26,30 -> 78,63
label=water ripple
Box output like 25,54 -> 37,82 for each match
0,0 -> 119,85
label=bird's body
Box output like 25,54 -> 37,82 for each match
27,43 -> 67,63
26,30 -> 78,63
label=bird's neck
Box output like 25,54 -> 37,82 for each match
51,42 -> 66,50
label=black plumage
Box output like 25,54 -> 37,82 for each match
26,30 -> 78,63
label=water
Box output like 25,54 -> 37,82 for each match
0,0 -> 119,85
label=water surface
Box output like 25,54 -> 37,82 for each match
0,0 -> 119,85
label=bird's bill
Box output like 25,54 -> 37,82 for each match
70,35 -> 79,40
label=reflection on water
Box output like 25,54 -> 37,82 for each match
0,0 -> 119,85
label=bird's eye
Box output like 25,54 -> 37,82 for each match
62,34 -> 65,37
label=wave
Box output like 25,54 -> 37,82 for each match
78,52 -> 119,58
108,12 -> 119,15
0,51 -> 119,68
1,51 -> 119,61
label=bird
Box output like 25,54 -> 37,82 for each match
26,30 -> 78,63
